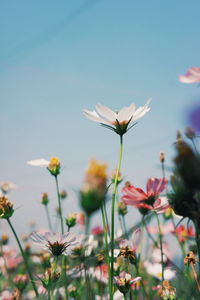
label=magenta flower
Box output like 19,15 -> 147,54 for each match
122,178 -> 168,214
179,66 -> 200,84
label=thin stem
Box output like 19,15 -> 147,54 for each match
103,199 -> 110,237
101,204 -> 111,297
161,161 -> 166,179
85,215 -> 90,235
110,135 -> 123,300
122,215 -> 128,239
45,205 -> 53,231
7,218 -> 39,298
55,176 -> 64,234
143,218 -> 185,276
155,212 -> 164,281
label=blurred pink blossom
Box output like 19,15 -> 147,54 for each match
179,66 -> 200,83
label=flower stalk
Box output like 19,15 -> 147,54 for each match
110,135 -> 123,299
7,218 -> 39,298
55,175 -> 64,234
155,212 -> 164,281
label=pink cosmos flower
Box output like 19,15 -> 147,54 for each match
0,290 -> 13,300
122,178 -> 168,212
119,228 -> 141,251
146,223 -> 174,235
175,225 -> 195,243
179,66 -> 200,83
92,226 -> 104,236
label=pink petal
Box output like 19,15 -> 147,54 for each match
131,228 -> 141,251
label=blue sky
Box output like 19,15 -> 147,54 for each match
0,0 -> 200,234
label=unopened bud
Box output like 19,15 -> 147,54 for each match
13,274 -> 29,292
118,202 -> 127,216
159,152 -> 165,163
47,157 -> 60,177
66,213 -> 77,228
41,193 -> 49,205
1,233 -> 9,245
60,190 -> 67,200
185,127 -> 196,139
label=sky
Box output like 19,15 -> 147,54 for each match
0,0 -> 200,236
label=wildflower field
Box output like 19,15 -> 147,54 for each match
1,2 -> 200,299
1,77 -> 200,300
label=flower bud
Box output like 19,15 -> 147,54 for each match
60,190 -> 67,200
111,169 -> 122,185
185,127 -> 196,139
0,196 -> 14,219
66,213 -> 77,228
0,233 -> 9,245
13,274 -> 29,292
68,285 -> 77,298
159,152 -> 165,163
118,202 -> 127,216
41,268 -> 60,290
41,193 -> 49,205
47,157 -> 60,176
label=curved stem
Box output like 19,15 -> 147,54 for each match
155,212 -> 164,281
110,135 -> 123,300
7,218 -> 39,298
55,176 -> 64,234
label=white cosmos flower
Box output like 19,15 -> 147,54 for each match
27,158 -> 50,167
83,99 -> 151,136
144,261 -> 176,280
30,231 -> 79,256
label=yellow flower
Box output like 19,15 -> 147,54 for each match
86,158 -> 107,180
47,157 -> 61,176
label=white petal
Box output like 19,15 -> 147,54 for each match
130,276 -> 142,284
95,103 -> 117,123
131,98 -> 151,122
117,103 -> 136,123
27,159 -> 49,167
83,109 -> 110,124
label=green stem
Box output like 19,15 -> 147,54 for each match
122,215 -> 128,239
110,135 -> 123,300
103,199 -> 110,237
101,204 -> 111,297
55,176 -> 64,234
7,218 -> 39,298
155,212 -> 164,281
85,215 -> 90,235
45,205 -> 53,231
